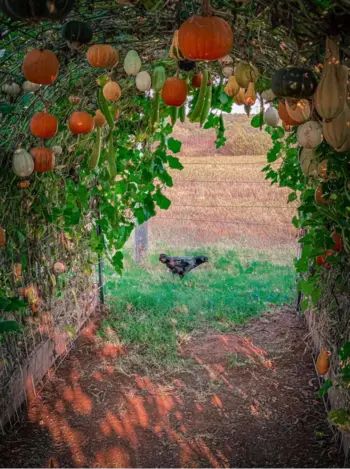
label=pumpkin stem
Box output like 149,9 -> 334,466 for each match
202,0 -> 213,16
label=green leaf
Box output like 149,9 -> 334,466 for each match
250,113 -> 263,128
167,155 -> 184,170
154,190 -> 171,209
339,342 -> 350,360
288,192 -> 298,203
0,295 -> 27,312
319,379 -> 333,397
111,251 -> 124,274
267,141 -> 282,162
167,137 -> 182,154
0,320 -> 22,334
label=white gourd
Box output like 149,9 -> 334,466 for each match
264,106 -> 279,127
297,121 -> 323,148
2,82 -> 21,97
124,50 -> 142,76
22,81 -> 41,93
135,71 -> 152,92
13,148 -> 34,177
299,148 -> 319,177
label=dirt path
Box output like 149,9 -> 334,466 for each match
0,309 -> 344,468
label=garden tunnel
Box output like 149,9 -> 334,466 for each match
1,0 -> 350,466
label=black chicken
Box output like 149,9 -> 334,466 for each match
159,254 -> 208,278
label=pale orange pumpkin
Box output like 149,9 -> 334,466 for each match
316,349 -> 331,375
22,49 -> 59,85
86,45 -> 119,68
278,100 -> 299,126
161,77 -> 188,107
178,15 -> 233,61
103,81 -> 122,102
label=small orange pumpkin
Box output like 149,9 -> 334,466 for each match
278,100 -> 299,126
30,147 -> 55,173
103,81 -> 122,102
0,227 -> 6,247
316,349 -> 331,375
22,49 -> 59,85
86,45 -> 119,68
69,111 -> 94,134
192,72 -> 202,89
161,77 -> 188,107
18,180 -> 31,189
178,15 -> 233,61
30,112 -> 58,139
94,109 -> 106,128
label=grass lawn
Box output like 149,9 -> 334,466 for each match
101,248 -> 296,365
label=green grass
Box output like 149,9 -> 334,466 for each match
101,248 -> 296,365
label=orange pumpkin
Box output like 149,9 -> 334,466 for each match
178,15 -> 233,61
103,81 -> 122,102
278,100 -> 299,126
86,45 -> 119,68
30,147 -> 55,173
22,49 -> 59,85
0,227 -> 6,247
192,72 -> 203,88
94,109 -> 106,128
316,349 -> 331,375
161,77 -> 188,107
30,112 -> 58,139
69,111 -> 94,134
18,180 -> 30,189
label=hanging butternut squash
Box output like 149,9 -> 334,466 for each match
323,105 -> 350,152
234,62 -> 259,89
314,37 -> 348,120
224,76 -> 240,97
244,82 -> 256,106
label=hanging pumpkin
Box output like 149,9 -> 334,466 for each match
86,45 -> 119,68
2,82 -> 21,97
161,77 -> 187,107
299,148 -> 319,177
22,81 -> 40,93
271,67 -> 317,99
297,121 -> 323,149
332,231 -> 343,252
323,105 -> 350,152
316,349 -> 331,375
178,15 -> 233,61
53,261 -> 66,275
222,66 -> 234,78
234,88 -> 245,106
103,81 -> 122,102
0,227 -> 6,247
285,99 -> 311,123
169,30 -> 184,60
123,50 -> 142,76
315,185 -> 329,205
244,82 -> 256,106
278,100 -> 299,126
12,263 -> 22,281
18,180 -> 31,189
261,88 -> 276,102
263,106 -> 279,127
30,147 -> 55,173
136,71 -> 152,92
62,20 -> 93,45
13,148 -> 34,177
30,112 -> 58,139
192,72 -> 203,89
94,109 -> 106,128
178,60 -> 196,72
224,76 -> 240,97
69,111 -> 94,134
152,66 -> 166,92
0,0 -> 74,19
314,37 -> 348,120
234,62 -> 259,89
22,49 -> 59,85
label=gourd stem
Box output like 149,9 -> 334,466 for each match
202,0 -> 212,16
325,36 -> 340,64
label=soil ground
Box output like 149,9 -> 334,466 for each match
0,309 -> 344,468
